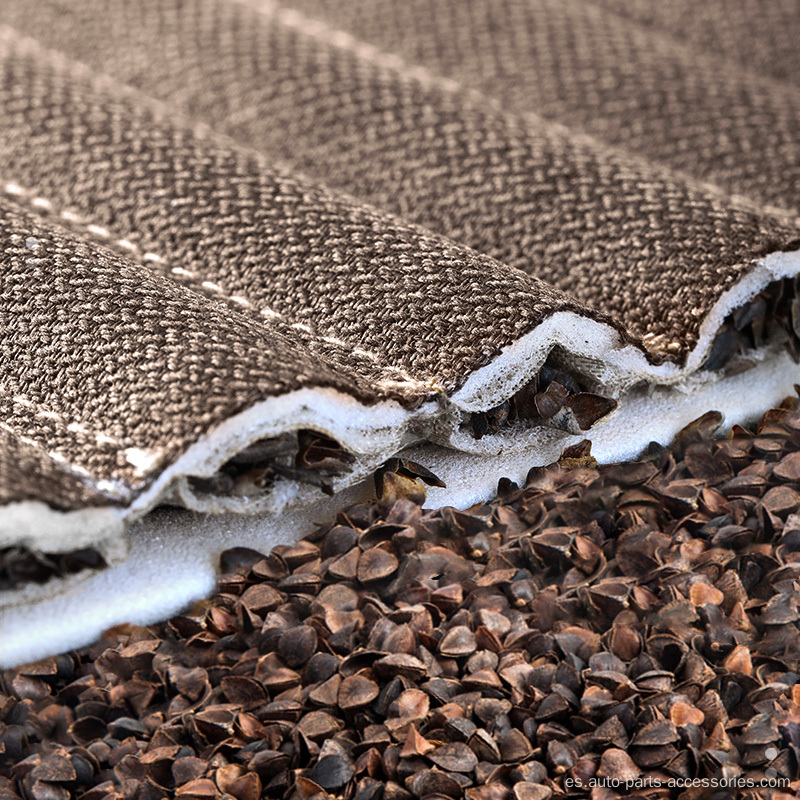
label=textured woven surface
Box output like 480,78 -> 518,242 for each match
0,1 -> 799,516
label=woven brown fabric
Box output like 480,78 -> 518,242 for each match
0,1 -> 799,520
0,428 -> 109,509
593,0 -> 800,86
281,0 -> 800,213
1,2 -> 797,346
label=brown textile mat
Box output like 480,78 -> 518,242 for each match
0,2 -> 799,656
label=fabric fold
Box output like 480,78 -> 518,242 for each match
1,3 -> 798,351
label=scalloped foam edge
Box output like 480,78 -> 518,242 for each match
116,247 -> 800,511
2,346 -> 799,666
2,249 -> 800,664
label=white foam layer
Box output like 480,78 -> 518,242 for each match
2,346 -> 798,667
0,501 -> 123,552
418,347 -> 800,508
0,482 -> 371,667
3,250 -> 800,665
8,252 -> 797,554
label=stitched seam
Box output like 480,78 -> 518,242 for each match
581,0 -> 800,98
3,181 -> 431,392
0,385 -> 162,478
256,2 -> 611,156
258,1 -> 800,147
250,2 -> 463,94
1,418 -> 94,481
0,418 -> 133,500
246,3 -> 517,121
243,0 -> 800,232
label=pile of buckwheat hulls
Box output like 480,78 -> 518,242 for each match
4,398 -> 800,800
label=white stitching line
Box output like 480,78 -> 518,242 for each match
3,181 -> 430,391
9,392 -> 124,448
1,386 -> 161,475
243,3 -> 610,161
247,3 -> 464,97
1,419 -> 92,482
641,332 -> 683,353
0,419 -> 130,500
